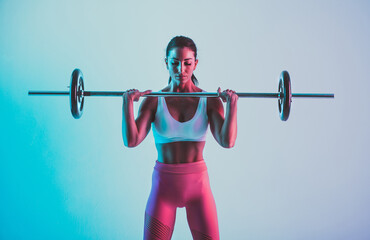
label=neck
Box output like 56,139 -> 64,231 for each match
170,80 -> 196,92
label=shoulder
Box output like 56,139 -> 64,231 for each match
195,86 -> 204,93
207,97 -> 223,114
140,95 -> 158,107
194,87 -> 223,113
138,93 -> 158,116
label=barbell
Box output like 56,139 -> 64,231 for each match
28,68 -> 334,121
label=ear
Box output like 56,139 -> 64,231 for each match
165,58 -> 169,70
193,59 -> 199,71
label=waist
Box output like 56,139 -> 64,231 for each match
155,141 -> 205,164
154,159 -> 207,174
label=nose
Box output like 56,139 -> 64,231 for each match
176,62 -> 185,73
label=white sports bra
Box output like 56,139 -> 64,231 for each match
152,96 -> 208,144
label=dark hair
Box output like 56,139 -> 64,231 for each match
166,36 -> 199,86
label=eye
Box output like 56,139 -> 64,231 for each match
171,61 -> 179,65
185,62 -> 192,66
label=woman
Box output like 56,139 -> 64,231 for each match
122,36 -> 238,240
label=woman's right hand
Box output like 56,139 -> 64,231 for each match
123,89 -> 152,102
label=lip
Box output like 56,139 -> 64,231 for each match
176,75 -> 187,79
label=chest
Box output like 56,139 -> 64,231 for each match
164,97 -> 201,122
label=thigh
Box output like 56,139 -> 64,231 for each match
144,204 -> 176,240
186,193 -> 219,240
144,181 -> 177,239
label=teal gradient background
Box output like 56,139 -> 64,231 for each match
1,0 -> 369,239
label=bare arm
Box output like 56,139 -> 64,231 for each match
208,88 -> 238,148
122,89 -> 156,147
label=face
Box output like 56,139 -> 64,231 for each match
166,47 -> 198,84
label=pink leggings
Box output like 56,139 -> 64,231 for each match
144,160 -> 219,240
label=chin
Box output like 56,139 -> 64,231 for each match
175,78 -> 188,83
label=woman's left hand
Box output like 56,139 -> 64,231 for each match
217,87 -> 239,103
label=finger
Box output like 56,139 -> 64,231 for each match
141,90 -> 152,96
219,89 -> 228,102
217,87 -> 223,100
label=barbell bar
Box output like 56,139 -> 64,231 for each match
28,68 -> 334,121
27,91 -> 334,98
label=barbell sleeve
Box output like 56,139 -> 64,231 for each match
28,91 -> 69,95
291,93 -> 334,98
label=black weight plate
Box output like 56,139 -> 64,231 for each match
278,71 -> 292,121
70,69 -> 84,119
